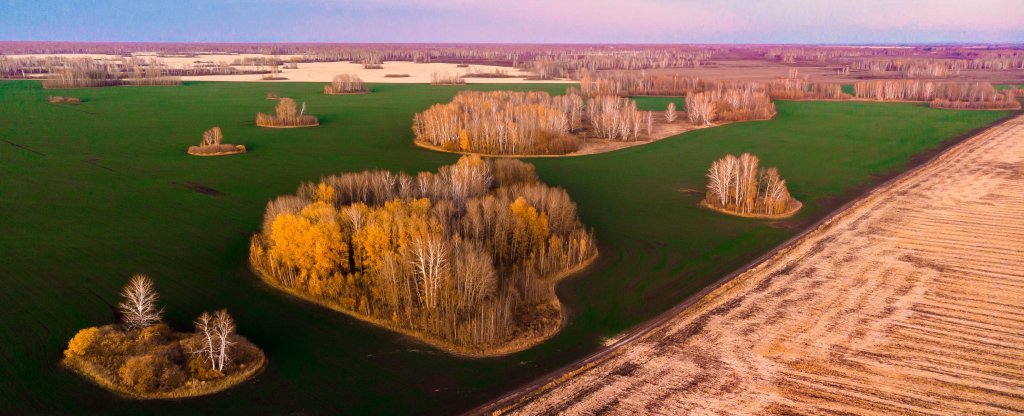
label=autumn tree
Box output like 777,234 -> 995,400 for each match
324,74 -> 368,94
118,274 -> 163,330
201,127 -> 223,147
256,97 -> 319,127
189,127 -> 245,156
249,156 -> 597,352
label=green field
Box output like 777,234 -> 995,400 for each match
0,80 -> 1010,414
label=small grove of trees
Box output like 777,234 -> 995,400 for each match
685,89 -> 776,126
413,90 -> 583,154
249,155 -> 597,354
48,95 -> 81,104
62,275 -> 264,397
413,89 -> 671,155
703,153 -> 800,217
430,71 -> 466,85
854,80 -> 1021,109
324,74 -> 368,94
188,127 -> 246,156
256,98 -> 319,127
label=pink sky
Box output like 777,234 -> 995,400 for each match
2,0 -> 1022,43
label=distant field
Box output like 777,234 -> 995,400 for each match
0,80 -> 1010,414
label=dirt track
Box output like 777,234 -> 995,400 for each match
489,115 -> 1024,415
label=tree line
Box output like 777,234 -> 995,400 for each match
249,155 -> 597,353
37,57 -> 181,89
256,98 -> 319,127
703,153 -> 800,217
853,80 -> 1021,109
63,275 -> 264,397
579,71 -> 849,101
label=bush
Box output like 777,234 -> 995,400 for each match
65,327 -> 100,358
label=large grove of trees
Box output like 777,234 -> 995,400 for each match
413,90 -> 583,154
249,156 -> 597,354
703,153 -> 801,217
63,275 -> 264,398
412,89 -> 677,155
324,74 -> 368,94
256,98 -> 319,127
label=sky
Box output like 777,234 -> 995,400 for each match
1,0 -> 1022,44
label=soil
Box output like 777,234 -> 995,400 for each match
485,115 -> 1024,415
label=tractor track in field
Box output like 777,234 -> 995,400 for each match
473,115 -> 1024,415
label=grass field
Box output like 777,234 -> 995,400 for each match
0,80 -> 1010,414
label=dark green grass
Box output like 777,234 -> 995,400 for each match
0,80 -> 1010,414
630,95 -> 684,111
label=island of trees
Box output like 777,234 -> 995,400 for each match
256,98 -> 319,128
702,153 -> 801,218
324,74 -> 369,94
187,127 -> 246,156
412,88 -> 775,156
63,275 -> 265,398
249,155 -> 597,355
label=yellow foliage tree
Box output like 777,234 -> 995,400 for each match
65,327 -> 100,358
269,202 -> 349,280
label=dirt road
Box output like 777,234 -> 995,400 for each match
483,115 -> 1024,415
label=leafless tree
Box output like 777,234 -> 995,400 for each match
665,102 -> 677,122
118,275 -> 163,329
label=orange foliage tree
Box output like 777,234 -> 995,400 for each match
250,155 -> 597,352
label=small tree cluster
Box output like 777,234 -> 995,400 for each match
324,74 -> 368,94
704,153 -> 799,217
586,95 -> 645,141
63,275 -> 264,397
250,156 -> 597,351
191,310 -> 235,372
685,89 -> 775,126
189,127 -> 245,156
430,71 -> 466,85
256,98 -> 319,127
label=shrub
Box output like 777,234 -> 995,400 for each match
65,327 -> 100,358
48,95 -> 81,104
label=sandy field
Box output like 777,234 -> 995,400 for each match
490,115 -> 1024,415
6,53 -> 569,84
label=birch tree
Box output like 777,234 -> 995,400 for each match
118,275 -> 163,329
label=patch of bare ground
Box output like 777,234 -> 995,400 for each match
488,115 -> 1024,415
